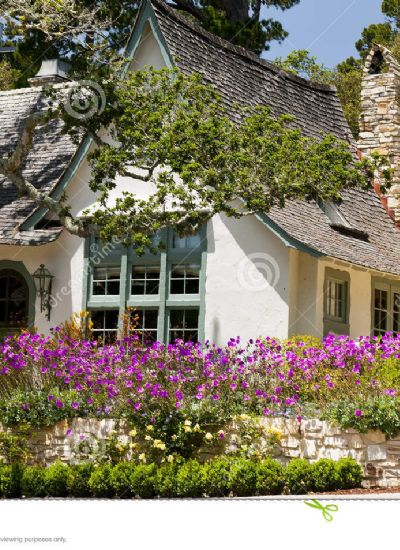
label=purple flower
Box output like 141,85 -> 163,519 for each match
66,429 -> 73,436
355,409 -> 363,417
55,399 -> 64,409
71,402 -> 79,410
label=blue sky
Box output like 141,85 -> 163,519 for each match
263,0 -> 385,68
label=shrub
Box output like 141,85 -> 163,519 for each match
130,464 -> 157,499
154,463 -> 178,498
175,460 -> 207,498
0,464 -> 23,498
21,466 -> 47,497
203,457 -> 232,497
45,462 -> 70,497
335,458 -> 363,490
110,463 -> 136,498
88,465 -> 115,498
285,459 -> 314,495
229,458 -> 258,497
255,458 -> 285,495
311,459 -> 339,492
67,464 -> 94,497
324,396 -> 400,438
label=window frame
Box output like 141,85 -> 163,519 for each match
323,267 -> 350,336
371,278 -> 400,336
84,225 -> 207,343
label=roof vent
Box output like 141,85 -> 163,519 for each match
28,59 -> 71,87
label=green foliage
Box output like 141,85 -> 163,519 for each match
203,457 -> 232,497
0,389 -> 90,428
154,463 -> 179,498
256,458 -> 285,495
88,464 -> 114,498
110,462 -> 136,498
175,460 -> 207,498
229,458 -> 258,497
44,462 -> 70,497
67,66 -> 386,253
0,464 -> 23,498
311,459 -> 339,492
335,458 -> 363,490
67,463 -> 94,497
0,457 -> 363,498
274,50 -> 334,84
0,432 -> 31,464
0,60 -> 20,91
21,466 -> 46,497
323,396 -> 400,438
130,463 -> 157,499
284,459 -> 314,494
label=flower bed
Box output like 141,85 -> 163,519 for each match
0,456 -> 362,499
1,331 -> 400,438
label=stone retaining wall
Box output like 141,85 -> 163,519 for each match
4,417 -> 400,488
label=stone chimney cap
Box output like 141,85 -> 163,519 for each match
28,59 -> 71,87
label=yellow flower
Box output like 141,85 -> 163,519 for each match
205,432 -> 213,441
146,425 -> 154,432
145,435 -> 152,441
171,434 -> 177,441
193,423 -> 201,432
138,453 -> 146,463
184,420 -> 192,427
167,455 -> 174,463
240,444 -> 248,451
240,414 -> 250,421
116,444 -> 124,452
129,429 -> 137,437
129,442 -> 138,450
183,426 -> 192,433
158,442 -> 166,450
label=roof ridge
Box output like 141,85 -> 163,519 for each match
151,0 -> 336,93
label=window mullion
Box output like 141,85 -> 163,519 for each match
158,251 -> 167,342
118,249 -> 129,334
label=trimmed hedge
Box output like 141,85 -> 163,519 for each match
0,457 -> 362,499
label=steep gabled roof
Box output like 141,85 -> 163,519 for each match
147,0 -> 400,276
1,0 -> 400,278
0,86 -> 76,245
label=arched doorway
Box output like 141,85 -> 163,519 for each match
0,269 -> 30,335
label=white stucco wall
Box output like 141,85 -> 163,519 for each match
204,214 -> 290,343
0,231 -> 84,334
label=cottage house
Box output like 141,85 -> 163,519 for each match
0,0 -> 400,344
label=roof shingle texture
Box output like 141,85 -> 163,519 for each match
1,0 -> 400,277
0,86 -> 75,245
151,0 -> 400,276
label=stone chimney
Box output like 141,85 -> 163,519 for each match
28,59 -> 71,87
358,44 -> 400,220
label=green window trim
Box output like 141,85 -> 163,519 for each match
371,278 -> 400,336
84,226 -> 207,343
323,267 -> 350,336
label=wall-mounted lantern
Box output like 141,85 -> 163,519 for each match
33,264 -> 54,321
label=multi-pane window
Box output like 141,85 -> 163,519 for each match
373,283 -> 400,336
131,266 -> 160,295
87,227 -> 205,344
323,269 -> 349,336
0,270 -> 29,328
133,309 -> 159,343
326,279 -> 346,322
374,288 -> 389,336
90,310 -> 119,344
173,232 -> 201,249
169,309 -> 199,343
170,265 -> 200,294
92,267 -> 120,296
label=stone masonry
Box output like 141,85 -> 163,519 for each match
4,417 -> 400,489
358,44 -> 400,219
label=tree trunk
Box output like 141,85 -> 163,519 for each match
218,0 -> 250,22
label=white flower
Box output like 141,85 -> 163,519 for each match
205,432 -> 213,441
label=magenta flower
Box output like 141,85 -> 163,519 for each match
355,409 -> 362,417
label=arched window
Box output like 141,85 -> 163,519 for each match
0,270 -> 29,331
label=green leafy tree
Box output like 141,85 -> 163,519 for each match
273,49 -> 333,84
0,0 -> 302,90
0,66 -> 389,253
